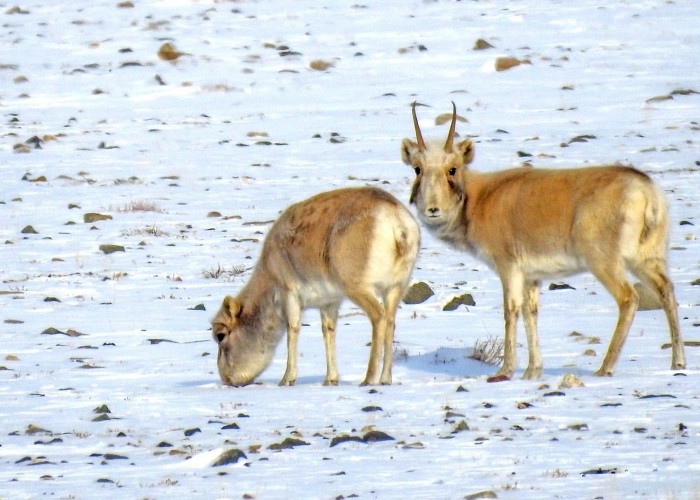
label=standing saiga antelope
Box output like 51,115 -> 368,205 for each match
402,102 -> 686,379
211,186 -> 420,387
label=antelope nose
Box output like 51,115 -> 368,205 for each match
216,333 -> 226,343
427,207 -> 440,215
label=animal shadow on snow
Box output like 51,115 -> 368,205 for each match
404,346 -> 594,380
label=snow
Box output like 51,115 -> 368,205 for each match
1,0 -> 699,498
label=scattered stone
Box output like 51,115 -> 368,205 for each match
189,304 -> 206,311
451,420 -> 470,434
21,225 -> 38,234
330,434 -> 364,447
435,112 -> 467,126
309,59 -> 334,71
157,43 -> 186,61
465,491 -> 498,500
99,244 -> 125,254
361,405 -> 382,413
403,281 -> 434,304
41,327 -> 85,337
212,448 -> 247,466
544,391 -> 566,397
559,373 -> 585,389
486,374 -> 509,383
548,282 -> 575,290
443,293 -> 476,311
184,428 -> 201,437
84,213 -> 113,223
362,430 -> 394,443
473,39 -> 495,50
93,404 -> 111,414
268,437 -> 310,450
495,57 -> 528,71
222,422 -> 240,430
637,393 -> 676,400
103,453 -> 128,460
581,467 -> 619,476
25,424 -> 52,436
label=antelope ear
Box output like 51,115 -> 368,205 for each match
401,138 -> 420,166
456,139 -> 475,166
223,296 -> 242,318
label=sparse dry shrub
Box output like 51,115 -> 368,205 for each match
119,200 -> 162,213
469,336 -> 504,365
203,264 -> 246,280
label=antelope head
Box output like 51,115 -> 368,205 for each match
211,295 -> 274,386
401,102 -> 474,225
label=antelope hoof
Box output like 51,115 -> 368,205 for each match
593,367 -> 613,377
494,366 -> 514,380
672,360 -> 686,370
323,379 -> 339,386
278,378 -> 296,387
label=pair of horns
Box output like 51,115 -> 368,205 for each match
411,101 -> 457,153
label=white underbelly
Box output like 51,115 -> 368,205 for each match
297,280 -> 345,308
520,253 -> 586,280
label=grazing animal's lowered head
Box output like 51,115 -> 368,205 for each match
211,295 -> 277,387
211,187 -> 420,387
401,102 -> 474,227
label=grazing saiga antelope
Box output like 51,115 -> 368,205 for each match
402,102 -> 686,379
211,187 -> 420,387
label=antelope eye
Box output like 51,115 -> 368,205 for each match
414,167 -> 421,175
448,167 -> 457,176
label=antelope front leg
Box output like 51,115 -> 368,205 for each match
279,297 -> 301,386
320,304 -> 340,386
495,273 -> 523,379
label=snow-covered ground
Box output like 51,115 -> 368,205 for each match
1,1 -> 699,498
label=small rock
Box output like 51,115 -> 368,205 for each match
403,281 -> 434,304
158,42 -> 186,61
99,244 -> 125,254
442,293 -> 475,311
362,430 -> 394,443
21,225 -> 38,234
330,434 -> 364,447
465,491 -> 498,500
495,57 -> 525,72
309,59 -> 334,71
549,282 -> 575,290
361,405 -> 382,413
559,373 -> 585,389
473,39 -> 495,50
83,213 -> 112,223
212,448 -> 247,466
451,420 -> 470,434
268,437 -> 309,450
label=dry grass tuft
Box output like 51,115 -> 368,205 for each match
469,336 -> 504,365
118,200 -> 163,213
203,264 -> 247,280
